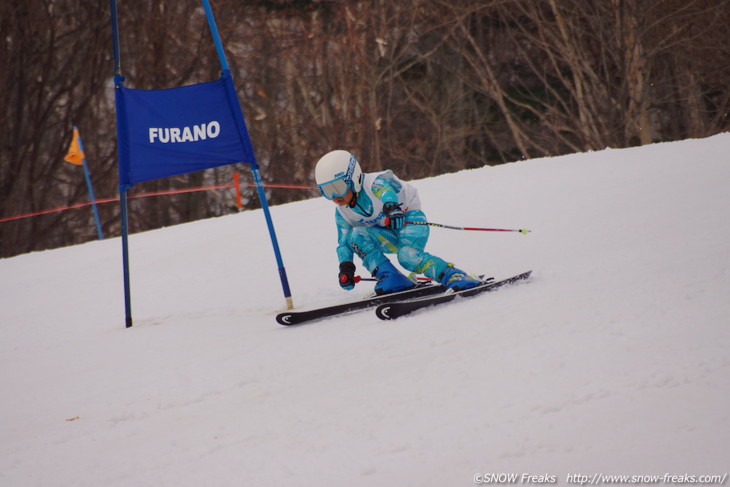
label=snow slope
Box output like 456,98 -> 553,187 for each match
2,134 -> 729,487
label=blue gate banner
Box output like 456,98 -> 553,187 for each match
115,71 -> 257,186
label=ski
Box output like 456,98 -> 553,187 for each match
375,270 -> 532,320
276,282 -> 447,325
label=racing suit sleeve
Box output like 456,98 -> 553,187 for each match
371,174 -> 400,205
335,210 -> 354,263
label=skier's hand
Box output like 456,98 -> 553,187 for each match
338,261 -> 356,290
383,202 -> 406,230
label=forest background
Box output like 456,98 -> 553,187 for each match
1,0 -> 729,258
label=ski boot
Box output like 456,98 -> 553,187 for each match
373,260 -> 416,295
439,265 -> 481,292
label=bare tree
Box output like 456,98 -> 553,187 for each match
0,0 -> 114,256
439,0 -> 730,157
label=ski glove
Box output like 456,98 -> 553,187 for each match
383,202 -> 406,230
338,261 -> 356,290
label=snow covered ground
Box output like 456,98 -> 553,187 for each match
1,134 -> 729,487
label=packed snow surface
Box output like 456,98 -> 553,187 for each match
2,134 -> 729,486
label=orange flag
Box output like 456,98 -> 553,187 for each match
64,127 -> 85,165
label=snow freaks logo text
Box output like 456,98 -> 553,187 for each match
473,473 -> 729,486
148,121 -> 221,144
474,473 -> 557,485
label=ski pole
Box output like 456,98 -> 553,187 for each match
385,218 -> 531,234
348,275 -> 433,283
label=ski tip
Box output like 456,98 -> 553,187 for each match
276,313 -> 295,326
508,270 -> 532,283
375,304 -> 394,321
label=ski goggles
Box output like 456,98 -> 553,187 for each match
317,176 -> 351,200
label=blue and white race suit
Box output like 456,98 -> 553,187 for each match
334,170 -> 449,280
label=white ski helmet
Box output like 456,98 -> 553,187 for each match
314,150 -> 363,199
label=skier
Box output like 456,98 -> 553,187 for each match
315,149 -> 481,295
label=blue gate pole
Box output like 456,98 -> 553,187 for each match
110,0 -> 133,327
202,0 -> 293,309
74,126 -> 104,240
201,0 -> 231,72
251,165 -> 293,309
120,187 -> 133,328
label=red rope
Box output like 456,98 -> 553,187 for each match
0,182 -> 315,223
